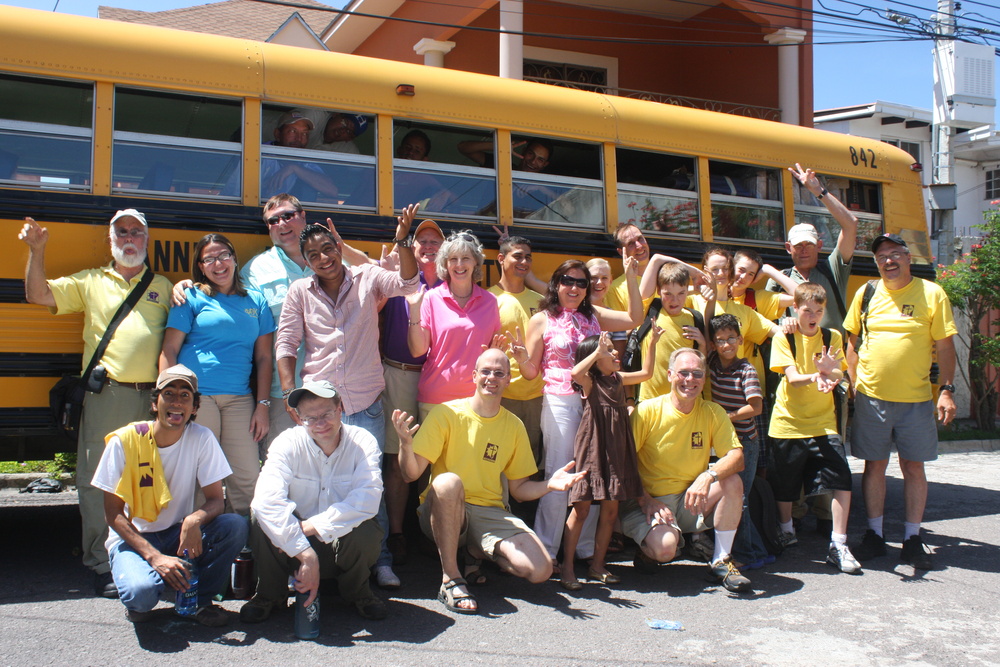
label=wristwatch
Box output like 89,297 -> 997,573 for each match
706,469 -> 719,483
939,384 -> 956,393
258,399 -> 271,407
392,236 -> 412,248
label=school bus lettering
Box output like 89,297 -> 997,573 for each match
153,240 -> 191,274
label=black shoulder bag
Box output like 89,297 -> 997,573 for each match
49,269 -> 154,441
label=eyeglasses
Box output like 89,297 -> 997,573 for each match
299,410 -> 338,426
114,228 -> 147,239
477,369 -> 508,378
714,337 -> 739,346
674,370 -> 706,379
874,251 -> 907,265
200,251 -> 235,266
265,210 -> 300,226
559,275 -> 589,289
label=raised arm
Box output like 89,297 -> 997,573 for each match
757,263 -> 797,309
509,313 -> 547,381
393,203 -> 419,281
622,324 -> 663,385
789,163 -> 859,262
570,332 -> 608,396
18,217 -> 56,308
457,139 -> 492,167
595,256 -> 643,330
405,287 -> 430,358
391,409 -> 431,483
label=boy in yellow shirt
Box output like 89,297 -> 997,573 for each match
768,283 -> 860,574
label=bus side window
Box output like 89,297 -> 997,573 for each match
113,87 -> 241,199
794,176 -> 884,252
392,120 -> 497,220
709,160 -> 784,243
0,73 -> 93,190
257,105 -> 376,210
511,136 -> 603,229
617,148 -> 699,237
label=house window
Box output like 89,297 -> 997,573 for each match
524,60 -> 607,93
883,139 -> 921,163
987,169 -> 1000,200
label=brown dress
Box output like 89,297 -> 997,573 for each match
569,373 -> 644,503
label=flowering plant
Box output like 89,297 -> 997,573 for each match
936,203 -> 1000,428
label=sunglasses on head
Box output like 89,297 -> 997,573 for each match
559,275 -> 589,289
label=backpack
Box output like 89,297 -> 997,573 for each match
622,298 -> 704,373
782,261 -> 847,323
784,328 -> 848,436
749,476 -> 784,556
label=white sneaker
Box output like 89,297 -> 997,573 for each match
826,543 -> 862,574
374,565 -> 401,589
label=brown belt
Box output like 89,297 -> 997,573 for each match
383,358 -> 423,373
108,379 -> 156,391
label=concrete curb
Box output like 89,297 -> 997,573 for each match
0,472 -> 76,490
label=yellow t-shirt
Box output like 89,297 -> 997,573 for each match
605,272 -> 654,314
48,264 -> 173,383
768,329 -> 847,439
844,278 -> 957,403
630,395 -> 741,496
412,399 -> 537,508
637,309 -> 697,401
729,289 -> 784,384
488,285 -> 544,401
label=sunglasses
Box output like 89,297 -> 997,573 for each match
559,275 -> 589,289
265,210 -> 300,226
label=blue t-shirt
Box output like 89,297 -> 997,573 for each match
166,288 -> 276,396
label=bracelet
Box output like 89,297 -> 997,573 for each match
281,388 -> 294,399
817,187 -> 828,199
408,321 -> 421,326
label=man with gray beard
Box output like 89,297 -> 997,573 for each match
19,209 -> 173,598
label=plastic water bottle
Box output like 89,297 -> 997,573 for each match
231,547 -> 255,600
646,618 -> 684,631
294,589 -> 320,639
175,549 -> 199,616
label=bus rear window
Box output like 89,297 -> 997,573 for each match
113,87 -> 241,198
617,148 -> 699,236
0,73 -> 92,190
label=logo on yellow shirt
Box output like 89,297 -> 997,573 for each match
901,305 -> 915,317
147,291 -> 160,303
483,443 -> 499,463
691,432 -> 703,449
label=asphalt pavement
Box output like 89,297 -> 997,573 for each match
2,451 -> 999,666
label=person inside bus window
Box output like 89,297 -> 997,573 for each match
311,112 -> 367,154
459,137 -> 553,173
222,109 -> 338,203
394,130 -> 453,212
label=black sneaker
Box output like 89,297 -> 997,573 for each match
709,558 -> 752,593
239,594 -> 286,623
900,535 -> 933,570
853,530 -> 887,561
354,595 -> 388,620
94,571 -> 119,599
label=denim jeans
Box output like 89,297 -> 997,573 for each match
110,513 -> 248,611
342,398 -> 392,569
733,434 -> 770,564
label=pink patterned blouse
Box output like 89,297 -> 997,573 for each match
541,308 -> 601,396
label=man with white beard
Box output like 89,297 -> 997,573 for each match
19,209 -> 173,598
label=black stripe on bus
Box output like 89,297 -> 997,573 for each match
0,278 -> 26,303
0,353 -> 81,377
2,189 -> 919,279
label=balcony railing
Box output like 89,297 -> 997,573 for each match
523,76 -> 782,122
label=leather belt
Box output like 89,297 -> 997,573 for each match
383,358 -> 423,373
109,379 -> 156,391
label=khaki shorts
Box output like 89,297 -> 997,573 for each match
418,502 -> 533,559
382,361 -> 422,455
620,491 -> 714,549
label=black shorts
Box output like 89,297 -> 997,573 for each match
771,435 -> 852,502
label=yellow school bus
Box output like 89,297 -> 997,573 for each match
0,5 -> 930,457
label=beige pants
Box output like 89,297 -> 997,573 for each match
197,394 -> 260,516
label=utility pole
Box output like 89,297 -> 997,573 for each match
932,0 -> 957,265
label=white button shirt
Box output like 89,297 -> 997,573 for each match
251,423 -> 382,557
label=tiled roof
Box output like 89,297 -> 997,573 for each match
98,0 -> 339,42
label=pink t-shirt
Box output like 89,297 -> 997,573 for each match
542,308 -> 601,395
417,283 -> 501,404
